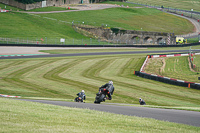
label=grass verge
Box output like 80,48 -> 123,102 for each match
127,0 -> 200,12
145,55 -> 200,82
1,98 -> 200,132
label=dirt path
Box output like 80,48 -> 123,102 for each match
26,4 -> 118,14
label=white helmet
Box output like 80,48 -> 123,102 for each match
82,90 -> 85,93
109,80 -> 113,84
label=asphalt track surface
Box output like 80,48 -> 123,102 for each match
0,49 -> 199,59
18,99 -> 200,127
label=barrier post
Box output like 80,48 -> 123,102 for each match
188,83 -> 190,88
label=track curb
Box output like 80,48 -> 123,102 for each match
135,53 -> 200,89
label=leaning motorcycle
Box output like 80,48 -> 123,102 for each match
94,88 -> 109,104
74,96 -> 83,103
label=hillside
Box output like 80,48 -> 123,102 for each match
0,2 -> 195,45
127,0 -> 200,12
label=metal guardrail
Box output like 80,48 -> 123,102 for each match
126,2 -> 200,15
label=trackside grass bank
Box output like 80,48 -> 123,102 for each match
1,98 -> 200,133
0,2 -> 194,44
145,55 -> 200,83
127,0 -> 200,12
0,54 -> 200,107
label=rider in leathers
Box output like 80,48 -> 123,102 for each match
99,81 -> 115,100
76,90 -> 86,102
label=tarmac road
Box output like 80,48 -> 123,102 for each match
17,99 -> 200,127
1,49 -> 199,59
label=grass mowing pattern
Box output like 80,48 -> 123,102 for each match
0,54 -> 200,107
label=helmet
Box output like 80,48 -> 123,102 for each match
82,90 -> 85,93
139,98 -> 141,100
109,80 -> 113,84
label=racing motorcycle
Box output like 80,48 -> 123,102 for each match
94,88 -> 109,104
74,96 -> 84,103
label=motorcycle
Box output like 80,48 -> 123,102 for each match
74,96 -> 84,103
94,88 -> 109,104
139,100 -> 146,105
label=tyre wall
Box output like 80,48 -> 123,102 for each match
135,53 -> 200,90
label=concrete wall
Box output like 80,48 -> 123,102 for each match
76,26 -> 176,45
0,0 -> 26,10
0,0 -> 89,10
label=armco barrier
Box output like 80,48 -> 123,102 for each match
0,42 -> 200,47
135,53 -> 200,90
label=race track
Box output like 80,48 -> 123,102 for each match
0,49 -> 197,59
1,3 -> 200,128
2,48 -> 200,127
18,99 -> 200,127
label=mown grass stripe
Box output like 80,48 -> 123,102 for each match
2,60 -> 73,98
43,59 -> 99,97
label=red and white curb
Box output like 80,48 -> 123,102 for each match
0,94 -> 21,98
139,52 -> 200,88
150,53 -> 200,58
0,9 -> 9,13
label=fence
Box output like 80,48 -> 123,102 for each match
0,37 -> 169,45
0,37 -> 113,45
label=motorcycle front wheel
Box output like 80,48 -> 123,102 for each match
94,94 -> 105,104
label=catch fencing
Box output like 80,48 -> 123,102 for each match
134,53 -> 200,90
1,37 -> 200,46
0,37 -> 112,45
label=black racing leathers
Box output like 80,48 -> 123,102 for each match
77,92 -> 86,100
99,83 -> 114,100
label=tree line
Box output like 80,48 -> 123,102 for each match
15,0 -> 43,4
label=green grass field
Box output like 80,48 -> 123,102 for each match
127,0 -> 200,12
32,7 -> 194,34
0,1 -> 200,131
0,53 -> 200,107
0,52 -> 200,132
145,55 -> 200,82
1,98 -> 200,133
0,2 -> 194,45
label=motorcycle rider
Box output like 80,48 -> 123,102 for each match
139,98 -> 146,105
99,81 -> 115,100
76,90 -> 86,102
